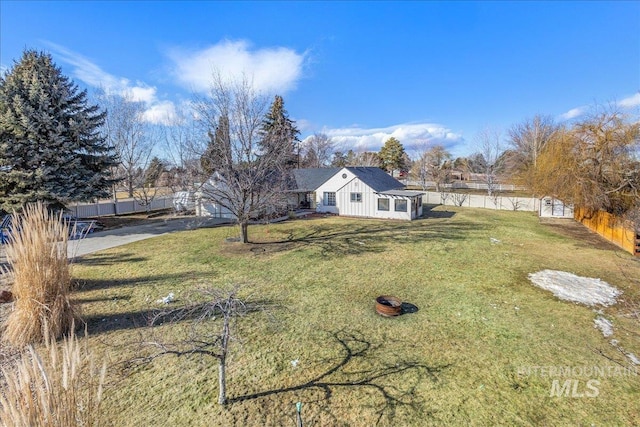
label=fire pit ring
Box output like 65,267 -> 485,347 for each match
375,295 -> 402,317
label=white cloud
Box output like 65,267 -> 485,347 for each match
619,92 -> 640,109
167,39 -> 305,94
320,123 -> 465,157
559,92 -> 640,122
43,41 -> 176,125
141,101 -> 177,125
559,106 -> 588,121
127,86 -> 158,104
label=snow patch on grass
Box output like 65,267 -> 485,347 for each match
593,316 -> 614,337
528,270 -> 621,306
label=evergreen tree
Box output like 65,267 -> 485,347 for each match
378,137 -> 406,174
201,113 -> 231,175
259,95 -> 299,170
144,156 -> 166,187
331,151 -> 348,167
0,50 -> 116,211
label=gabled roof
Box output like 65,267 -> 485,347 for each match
345,167 -> 404,192
290,168 -> 340,191
290,167 -> 405,192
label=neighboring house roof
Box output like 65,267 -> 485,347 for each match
290,168 -> 340,191
345,167 -> 403,192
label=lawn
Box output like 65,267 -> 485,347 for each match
71,206 -> 640,426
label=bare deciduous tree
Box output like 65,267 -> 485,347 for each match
137,287 -> 263,406
194,75 -> 290,243
411,144 -> 452,192
452,192 -> 468,207
474,127 -> 504,197
99,91 -> 155,198
348,151 -> 382,167
301,133 -> 335,168
161,105 -> 203,192
508,115 -> 558,190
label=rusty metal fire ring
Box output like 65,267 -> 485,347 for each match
375,295 -> 402,317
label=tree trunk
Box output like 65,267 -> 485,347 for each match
218,358 -> 227,405
128,178 -> 134,198
240,221 -> 249,243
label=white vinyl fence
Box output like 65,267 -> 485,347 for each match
423,191 -> 540,212
405,181 -> 527,192
67,196 -> 174,218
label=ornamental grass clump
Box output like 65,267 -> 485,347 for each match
0,326 -> 106,427
2,202 -> 77,346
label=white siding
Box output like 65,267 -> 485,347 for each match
539,197 -> 574,218
315,168 -> 357,214
371,195 -> 413,220
338,177 -> 376,217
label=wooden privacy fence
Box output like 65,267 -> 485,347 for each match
67,196 -> 174,218
574,207 -> 639,257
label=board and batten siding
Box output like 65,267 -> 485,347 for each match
315,168 -> 357,214
337,177 -> 378,218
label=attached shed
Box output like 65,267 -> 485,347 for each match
539,196 -> 574,218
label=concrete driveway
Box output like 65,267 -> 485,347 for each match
68,216 -> 233,258
0,217 -> 233,266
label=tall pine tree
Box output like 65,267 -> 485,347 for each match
201,113 -> 231,175
259,95 -> 299,170
379,137 -> 407,175
0,50 -> 116,211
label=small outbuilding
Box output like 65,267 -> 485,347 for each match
539,196 -> 574,218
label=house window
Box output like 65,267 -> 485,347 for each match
378,198 -> 389,211
350,192 -> 362,203
324,192 -> 336,206
395,199 -> 407,212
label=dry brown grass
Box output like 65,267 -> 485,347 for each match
2,202 -> 77,345
0,326 -> 106,427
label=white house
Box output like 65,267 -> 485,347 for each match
290,167 -> 424,220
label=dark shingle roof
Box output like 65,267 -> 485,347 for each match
346,167 -> 404,192
290,168 -> 340,191
290,167 -> 404,192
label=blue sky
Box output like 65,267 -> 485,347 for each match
1,1 -> 639,157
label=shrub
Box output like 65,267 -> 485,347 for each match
2,202 -> 77,345
0,326 -> 106,426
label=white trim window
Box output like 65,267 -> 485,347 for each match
350,192 -> 362,203
378,198 -> 389,211
324,192 -> 336,206
395,199 -> 407,212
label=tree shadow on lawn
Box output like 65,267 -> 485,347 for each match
73,271 -> 213,292
80,295 -> 277,336
422,204 -> 457,219
229,329 -> 451,425
244,216 -> 482,258
72,251 -> 149,266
